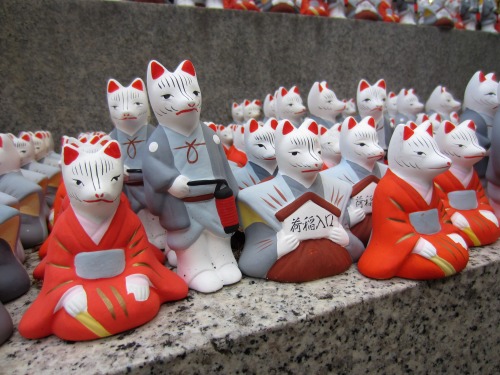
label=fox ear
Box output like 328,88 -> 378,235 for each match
359,80 -> 370,92
347,117 -> 357,130
479,71 -> 486,82
254,100 -> 262,106
107,79 -> 121,93
103,141 -> 121,159
466,120 -> 476,131
377,79 -> 386,90
318,82 -> 323,93
180,60 -> 196,76
233,102 -> 239,109
131,79 -> 144,91
249,119 -> 259,133
270,119 -> 278,130
282,121 -> 294,135
408,122 -> 418,130
280,88 -> 288,97
292,86 -> 300,94
444,121 -> 456,134
63,145 -> 80,165
367,117 -> 376,128
403,126 -> 414,141
319,125 -> 327,135
425,123 -> 433,137
149,60 -> 166,80
307,121 -> 319,135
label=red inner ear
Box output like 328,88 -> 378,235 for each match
108,80 -> 120,93
131,79 -> 144,91
281,88 -> 288,97
255,100 -> 262,106
348,117 -> 357,129
240,127 -> 244,134
435,114 -> 442,122
426,124 -> 433,137
282,121 -> 294,135
319,126 -> 327,135
479,71 -> 486,82
270,119 -> 278,130
244,100 -> 250,106
467,121 -> 476,131
491,73 -> 497,81
404,89 -> 408,96
377,80 -> 386,90
21,134 -> 30,142
90,135 -> 100,145
403,126 -> 414,141
389,92 -> 396,98
367,117 -> 376,128
80,137 -> 88,143
293,86 -> 300,94
359,80 -> 369,92
100,140 -> 108,146
318,83 -> 323,93
444,121 -> 455,134
181,60 -> 196,76
338,125 -> 342,132
308,121 -> 319,135
249,120 -> 259,133
422,115 -> 429,122
0,137 -> 3,148
63,146 -> 79,165
408,122 -> 418,130
233,103 -> 238,108
104,141 -> 121,159
150,61 -> 165,80
269,95 -> 273,101
208,123 -> 217,132
35,132 -> 44,139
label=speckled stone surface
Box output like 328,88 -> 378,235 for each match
0,243 -> 499,374
1,0 -> 499,146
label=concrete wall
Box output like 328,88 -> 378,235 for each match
1,0 -> 499,143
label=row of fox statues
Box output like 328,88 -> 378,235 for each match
0,60 -> 498,342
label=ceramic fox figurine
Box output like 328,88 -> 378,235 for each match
263,94 -> 276,121
0,201 -> 31,345
307,81 -> 345,128
425,86 -> 461,121
395,88 -> 424,125
231,102 -> 245,125
386,91 -> 398,119
341,98 -> 357,120
233,118 -> 278,190
16,132 -> 61,208
323,117 -> 386,246
434,120 -> 499,246
275,86 -> 307,126
238,119 -> 364,282
19,140 -> 188,341
358,121 -> 469,280
461,71 -> 498,179
143,60 -> 241,293
356,79 -> 391,149
0,134 -> 48,248
319,123 -> 342,168
242,99 -> 262,122
486,81 -> 500,219
107,78 -> 167,250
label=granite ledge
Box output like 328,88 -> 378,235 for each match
0,244 -> 499,374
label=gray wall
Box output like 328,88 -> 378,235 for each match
1,0 -> 499,144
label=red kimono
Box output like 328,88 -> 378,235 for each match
20,197 -> 187,341
358,170 -> 469,280
434,170 -> 499,246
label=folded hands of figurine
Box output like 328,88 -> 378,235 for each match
168,175 -> 190,198
412,238 -> 437,259
347,204 -> 365,227
450,212 -> 470,230
55,285 -> 88,317
328,226 -> 350,247
276,229 -> 300,259
479,210 -> 499,226
126,274 -> 151,302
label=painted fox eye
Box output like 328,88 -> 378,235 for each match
357,143 -> 366,147
257,144 -> 266,149
112,105 -> 118,109
111,175 -> 121,182
416,151 -> 425,156
290,151 -> 299,156
363,99 -> 370,102
73,179 -> 83,186
193,91 -> 200,96
162,94 -> 172,99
